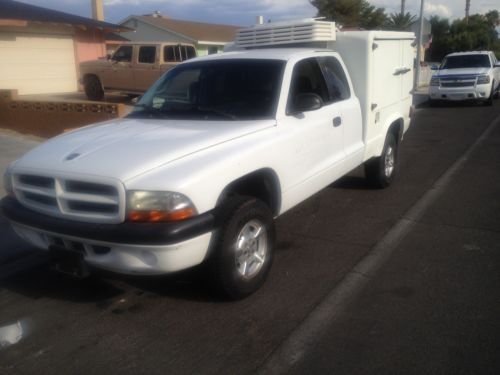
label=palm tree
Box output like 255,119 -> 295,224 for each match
385,12 -> 417,30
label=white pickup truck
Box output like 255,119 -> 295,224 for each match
429,50 -> 500,106
2,20 -> 415,299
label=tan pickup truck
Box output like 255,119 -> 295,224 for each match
80,42 -> 197,100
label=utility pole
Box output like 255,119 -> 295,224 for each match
465,0 -> 471,25
401,0 -> 406,16
414,0 -> 425,90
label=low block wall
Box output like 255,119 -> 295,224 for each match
0,90 -> 126,138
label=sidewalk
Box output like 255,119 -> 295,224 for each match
413,85 -> 429,107
290,114 -> 500,373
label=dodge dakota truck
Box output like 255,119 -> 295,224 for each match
2,20 -> 415,299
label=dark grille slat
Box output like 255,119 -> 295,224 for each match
23,192 -> 58,207
67,201 -> 118,214
18,174 -> 54,188
66,181 -> 117,196
441,81 -> 474,88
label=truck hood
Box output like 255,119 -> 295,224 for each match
80,59 -> 110,68
14,118 -> 276,182
436,67 -> 491,77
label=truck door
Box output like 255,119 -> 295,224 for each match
318,56 -> 363,165
102,45 -> 134,90
133,45 -> 160,91
281,57 -> 345,192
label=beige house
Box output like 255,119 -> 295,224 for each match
0,0 -> 126,95
118,13 -> 241,56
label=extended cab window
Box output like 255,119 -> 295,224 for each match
164,45 -> 195,62
164,46 -> 181,62
288,58 -> 329,113
138,46 -> 156,64
130,59 -> 285,120
113,46 -> 133,62
318,57 -> 351,102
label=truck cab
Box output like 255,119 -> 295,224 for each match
80,42 -> 197,100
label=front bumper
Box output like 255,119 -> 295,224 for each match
429,83 -> 492,101
1,197 -> 215,275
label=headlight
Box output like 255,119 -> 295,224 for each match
3,167 -> 14,196
430,77 -> 440,86
126,190 -> 197,222
477,75 -> 490,84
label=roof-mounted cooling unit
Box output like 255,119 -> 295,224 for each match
235,19 -> 336,48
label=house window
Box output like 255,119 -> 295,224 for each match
138,46 -> 156,64
208,46 -> 218,55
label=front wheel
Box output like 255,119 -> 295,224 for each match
84,75 -> 104,101
365,133 -> 398,188
207,196 -> 275,299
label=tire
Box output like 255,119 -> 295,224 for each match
207,196 -> 275,299
84,75 -> 104,101
429,98 -> 439,107
364,132 -> 398,188
484,82 -> 494,106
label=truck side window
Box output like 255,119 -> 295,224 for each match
318,57 -> 351,103
113,46 -> 133,62
288,58 -> 329,112
138,46 -> 156,64
164,46 -> 181,62
186,46 -> 196,59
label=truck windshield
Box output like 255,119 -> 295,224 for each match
441,55 -> 491,69
129,59 -> 285,120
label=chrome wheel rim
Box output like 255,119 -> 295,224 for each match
384,145 -> 395,177
234,220 -> 267,278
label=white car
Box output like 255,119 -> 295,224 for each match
429,51 -> 500,105
1,21 -> 415,299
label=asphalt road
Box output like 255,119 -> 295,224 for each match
0,99 -> 499,374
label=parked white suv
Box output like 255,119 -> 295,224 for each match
429,51 -> 500,105
2,21 -> 415,299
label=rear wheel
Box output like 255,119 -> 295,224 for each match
207,196 -> 275,299
365,132 -> 398,188
84,75 -> 104,101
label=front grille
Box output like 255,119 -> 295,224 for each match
13,173 -> 124,223
441,81 -> 474,88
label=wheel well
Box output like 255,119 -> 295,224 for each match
388,118 -> 404,144
217,169 -> 281,216
83,74 -> 101,86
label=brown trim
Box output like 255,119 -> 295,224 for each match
0,19 -> 28,26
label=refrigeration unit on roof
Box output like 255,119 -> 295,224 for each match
235,19 -> 336,48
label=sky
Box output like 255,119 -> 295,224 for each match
16,0 -> 500,26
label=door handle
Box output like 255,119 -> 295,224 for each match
333,116 -> 342,127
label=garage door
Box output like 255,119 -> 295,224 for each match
0,33 -> 77,95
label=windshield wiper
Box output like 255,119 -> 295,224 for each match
197,106 -> 238,120
131,104 -> 167,117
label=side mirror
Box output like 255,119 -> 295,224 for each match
131,95 -> 142,104
431,64 -> 439,70
494,62 -> 500,68
292,93 -> 323,113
